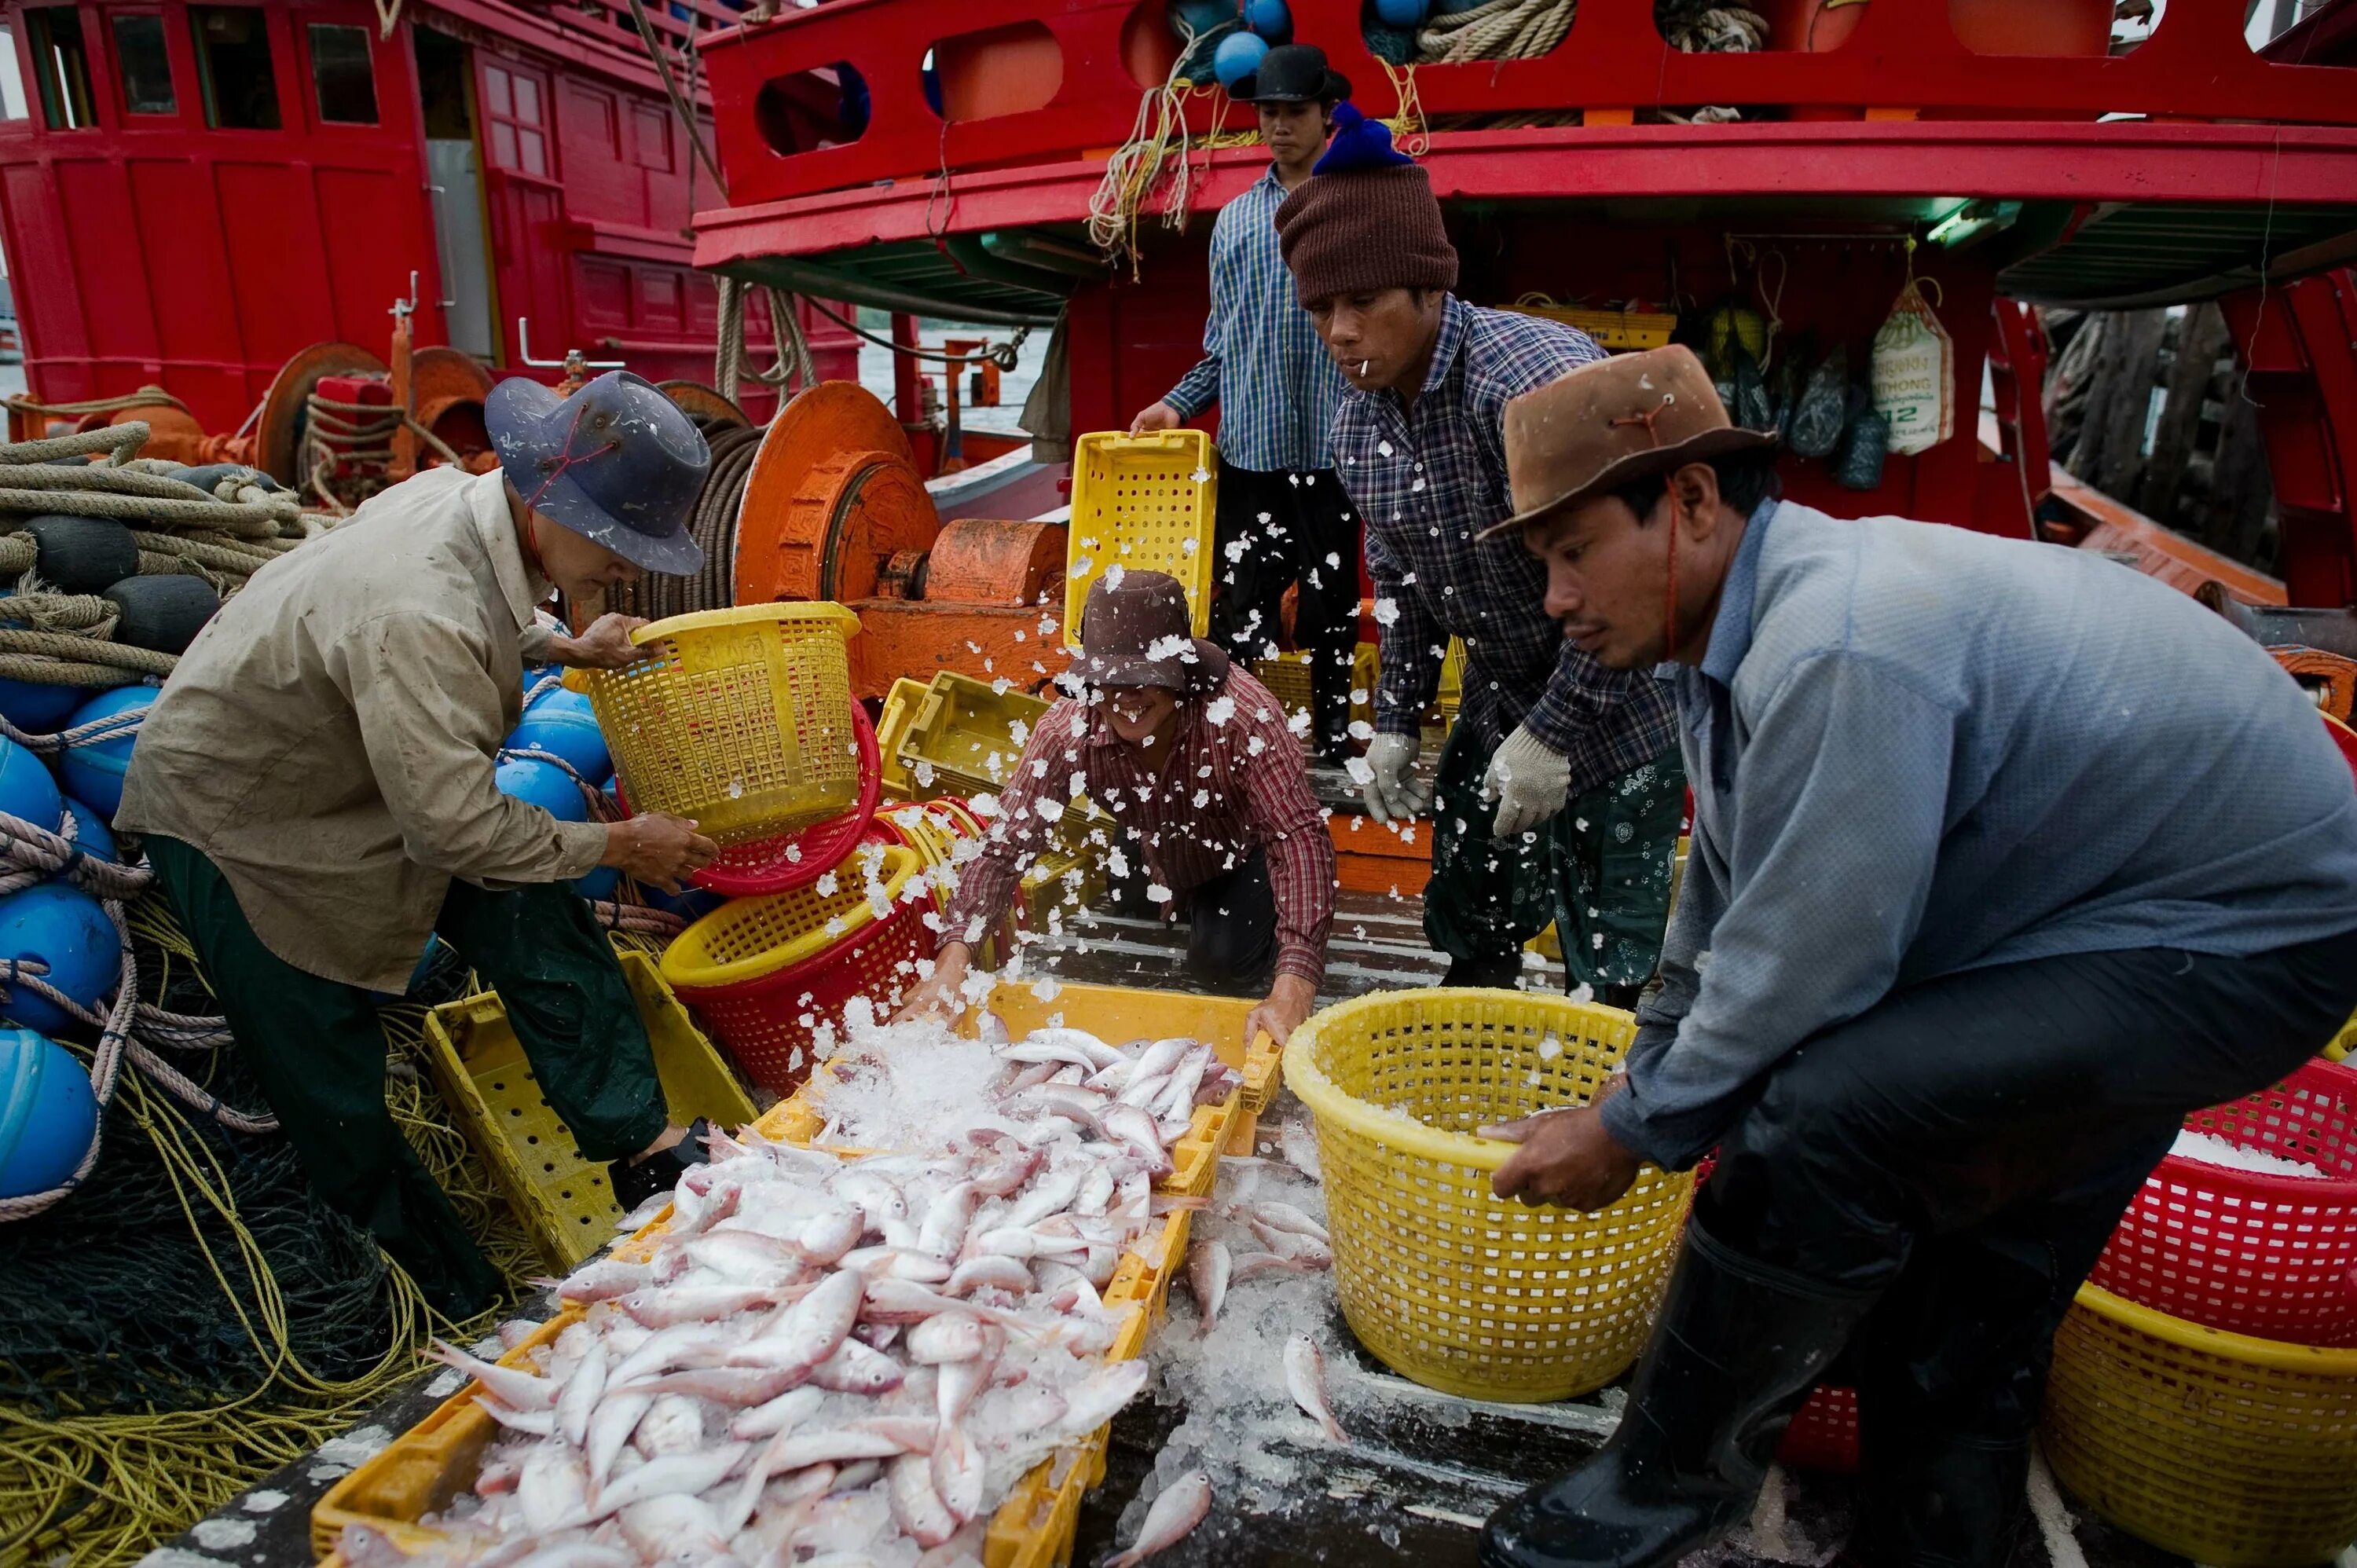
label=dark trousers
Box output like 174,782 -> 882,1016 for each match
1697,927 -> 2357,1464
1183,849 -> 1277,990
146,836 -> 669,1319
1210,465 -> 1361,757
1425,718 -> 1683,991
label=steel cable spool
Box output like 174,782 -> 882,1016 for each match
606,422 -> 761,624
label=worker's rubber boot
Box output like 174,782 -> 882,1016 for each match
608,1117 -> 712,1213
1845,1430 -> 2029,1567
1442,952 -> 1525,989
1478,1218 -> 1879,1568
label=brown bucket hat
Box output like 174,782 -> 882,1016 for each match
1478,344 -> 1779,541
1071,570 -> 1230,694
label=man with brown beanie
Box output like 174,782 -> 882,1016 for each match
895,571 -> 1337,1049
1471,346 -> 2357,1568
1274,104 -> 1684,1000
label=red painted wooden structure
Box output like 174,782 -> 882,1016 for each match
0,0 -> 854,431
688,0 -> 2357,605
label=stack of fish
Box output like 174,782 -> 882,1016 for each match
333,1023 -> 1253,1568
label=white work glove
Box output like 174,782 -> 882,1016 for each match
1358,731 -> 1431,826
1483,724 -> 1574,838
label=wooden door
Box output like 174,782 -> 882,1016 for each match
474,53 -> 567,368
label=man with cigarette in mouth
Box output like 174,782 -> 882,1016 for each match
1274,104 -> 1685,1000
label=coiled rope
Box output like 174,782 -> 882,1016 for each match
0,423 -> 309,687
607,422 -> 761,625
0,810 -> 266,1226
1416,0 -> 1577,62
300,394 -> 467,517
714,277 -> 819,408
1088,22 -> 1233,276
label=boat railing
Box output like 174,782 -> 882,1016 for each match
695,0 -> 2357,208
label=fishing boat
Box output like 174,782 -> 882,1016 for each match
0,0 -> 2354,1564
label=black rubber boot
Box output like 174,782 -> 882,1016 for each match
1847,1431 -> 2030,1567
1442,952 -> 1525,989
608,1117 -> 711,1213
1478,1217 -> 1879,1568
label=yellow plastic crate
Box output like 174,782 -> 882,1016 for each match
2042,1283 -> 2357,1566
768,980 -> 1279,1203
417,951 -> 760,1275
1254,652 -> 1312,724
581,603 -> 861,846
875,675 -> 931,800
1497,301 -> 1678,351
898,669 -> 1052,797
315,980 -> 1241,1568
1064,430 -> 1216,649
1284,990 -> 1692,1402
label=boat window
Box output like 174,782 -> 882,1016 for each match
480,61 -> 548,176
308,24 -> 376,123
111,14 -> 177,116
26,7 -> 96,129
189,6 -> 280,130
753,63 -> 867,156
0,25 -> 31,120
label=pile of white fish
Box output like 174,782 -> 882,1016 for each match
336,1020 -> 1251,1568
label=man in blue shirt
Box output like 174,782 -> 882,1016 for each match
1472,344 -> 2357,1568
1274,107 -> 1683,998
1131,44 -> 1358,766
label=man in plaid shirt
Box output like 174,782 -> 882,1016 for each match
1131,44 -> 1358,768
1275,106 -> 1684,998
898,571 -> 1337,1048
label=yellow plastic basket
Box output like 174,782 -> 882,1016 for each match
581,602 -> 860,845
2329,1009 -> 2354,1063
2041,1283 -> 2357,1566
662,844 -> 923,990
1064,430 -> 1216,648
1283,990 -> 1692,1401
417,951 -> 759,1273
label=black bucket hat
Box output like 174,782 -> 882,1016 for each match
1070,570 -> 1229,696
486,369 -> 710,575
1233,43 -> 1351,105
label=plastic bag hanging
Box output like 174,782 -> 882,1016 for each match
1790,345 -> 1849,459
1871,239 -> 1955,456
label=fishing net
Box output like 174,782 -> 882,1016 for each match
0,894 -> 541,1568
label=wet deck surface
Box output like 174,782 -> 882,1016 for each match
147,886 -> 2203,1568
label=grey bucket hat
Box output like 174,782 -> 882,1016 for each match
486,369 -> 710,575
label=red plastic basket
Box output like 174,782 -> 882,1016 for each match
1776,1384 -> 1860,1473
2088,1057 -> 2357,1346
691,702 -> 883,897
661,842 -> 930,1095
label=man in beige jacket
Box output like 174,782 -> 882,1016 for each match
120,371 -> 717,1314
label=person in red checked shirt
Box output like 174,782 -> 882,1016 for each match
895,570 -> 1338,1047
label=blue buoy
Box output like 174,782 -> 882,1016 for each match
60,798 -> 116,865
573,865 -> 621,901
0,735 -> 62,833
55,687 -> 152,819
0,679 -> 82,735
1245,0 -> 1290,34
495,756 -> 592,822
1213,31 -> 1269,89
1374,0 -> 1431,24
0,883 -> 120,1037
645,882 -> 724,924
508,687 -> 613,787
0,1028 -> 98,1200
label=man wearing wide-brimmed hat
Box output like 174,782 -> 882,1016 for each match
1469,344 -> 2357,1568
1132,43 -> 1360,769
1274,106 -> 1684,1002
120,370 -> 724,1315
897,570 -> 1337,1047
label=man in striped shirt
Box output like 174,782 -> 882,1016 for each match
1131,44 -> 1358,767
1274,106 -> 1684,998
899,571 -> 1337,1047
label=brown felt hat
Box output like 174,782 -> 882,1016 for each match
1071,570 -> 1230,694
1479,345 -> 1780,541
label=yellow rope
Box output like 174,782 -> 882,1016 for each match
1377,60 -> 1430,156
0,907 -> 541,1568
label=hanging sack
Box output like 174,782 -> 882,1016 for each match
1769,337 -> 1809,444
1832,380 -> 1890,492
1871,246 -> 1954,456
1789,346 -> 1848,459
1731,346 -> 1773,434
